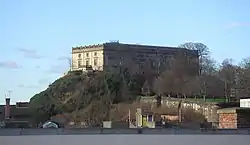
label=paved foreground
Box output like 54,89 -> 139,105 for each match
1,134 -> 250,145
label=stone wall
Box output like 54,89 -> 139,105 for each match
140,97 -> 219,123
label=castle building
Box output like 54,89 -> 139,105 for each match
71,42 -> 199,75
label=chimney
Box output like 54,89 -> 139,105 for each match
5,97 -> 10,119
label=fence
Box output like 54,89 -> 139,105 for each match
0,128 -> 249,136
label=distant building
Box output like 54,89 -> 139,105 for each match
71,42 -> 199,75
240,99 -> 250,108
0,98 -> 31,128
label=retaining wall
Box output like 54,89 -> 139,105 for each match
140,97 -> 219,123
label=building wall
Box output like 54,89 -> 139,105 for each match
218,108 -> 250,129
103,43 -> 198,74
72,45 -> 104,71
103,43 -> 139,73
218,113 -> 237,129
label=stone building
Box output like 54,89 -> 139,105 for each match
71,42 -> 199,75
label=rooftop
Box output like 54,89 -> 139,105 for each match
72,42 -> 197,52
217,107 -> 250,114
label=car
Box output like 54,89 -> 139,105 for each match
42,121 -> 59,128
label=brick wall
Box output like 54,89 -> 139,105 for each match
218,108 -> 250,129
218,113 -> 237,129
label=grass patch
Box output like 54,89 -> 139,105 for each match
186,97 -> 227,103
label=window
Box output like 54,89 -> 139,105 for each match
78,60 -> 82,67
119,57 -> 123,65
86,53 -> 89,57
78,54 -> 81,58
94,52 -> 97,56
86,59 -> 89,66
139,62 -> 143,69
148,115 -> 153,121
108,56 -> 115,60
150,60 -> 155,69
94,58 -> 98,66
165,59 -> 170,69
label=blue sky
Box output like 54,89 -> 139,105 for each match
1,0 -> 250,104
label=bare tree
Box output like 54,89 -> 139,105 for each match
219,59 -> 238,101
234,67 -> 250,99
182,76 -> 201,97
240,57 -> 250,69
179,42 -> 209,57
153,51 -> 193,97
201,56 -> 218,75
238,57 -> 250,98
153,70 -> 174,95
179,42 -> 212,75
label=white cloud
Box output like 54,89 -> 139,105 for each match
0,61 -> 20,69
18,48 -> 45,59
226,22 -> 250,28
17,84 -> 39,88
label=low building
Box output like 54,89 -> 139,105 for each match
217,107 -> 250,129
0,98 -> 31,128
135,108 -> 155,128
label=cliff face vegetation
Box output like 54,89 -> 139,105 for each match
29,69 -> 145,125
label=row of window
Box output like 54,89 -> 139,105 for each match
78,52 -> 98,58
77,58 -> 98,67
